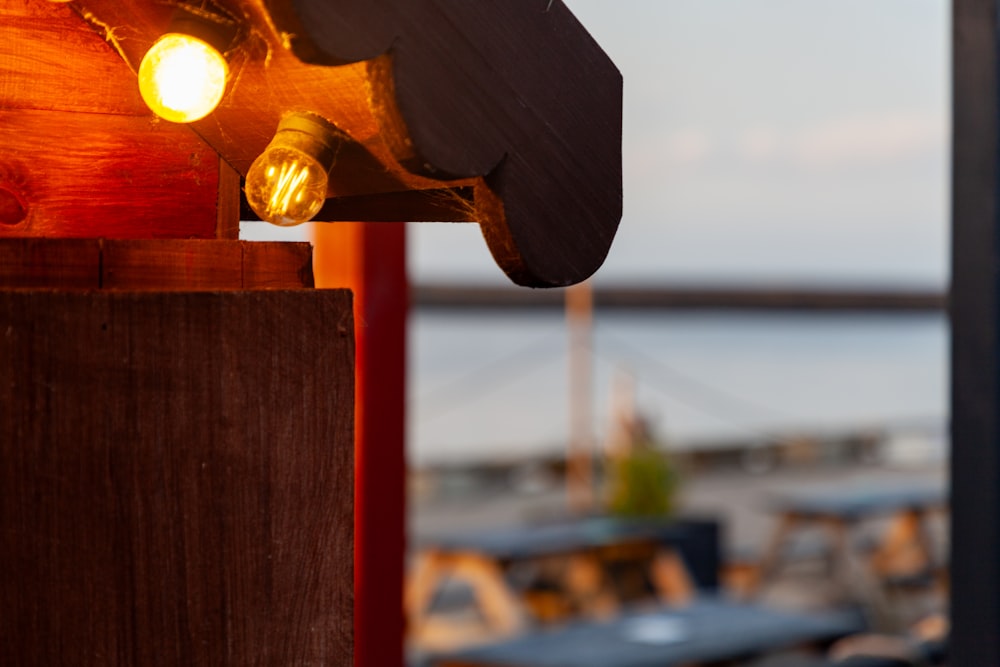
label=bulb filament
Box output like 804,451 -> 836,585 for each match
267,161 -> 310,218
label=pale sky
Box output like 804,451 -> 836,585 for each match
246,0 -> 949,288
411,0 -> 949,287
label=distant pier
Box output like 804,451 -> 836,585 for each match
413,284 -> 946,312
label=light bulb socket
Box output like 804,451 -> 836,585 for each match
166,6 -> 238,55
266,112 -> 346,176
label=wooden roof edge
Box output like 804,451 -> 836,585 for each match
69,0 -> 623,288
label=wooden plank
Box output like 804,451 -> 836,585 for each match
217,160 -> 242,240
0,109 -> 219,240
0,289 -> 354,665
314,222 -> 407,667
0,238 -> 101,288
102,239 -> 242,290
316,188 -> 476,223
0,239 -> 314,290
952,0 -> 1000,663
0,2 -> 146,115
241,241 -> 314,289
240,187 -> 476,223
71,0 -> 623,287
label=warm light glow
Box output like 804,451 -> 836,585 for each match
245,147 -> 329,226
138,33 -> 227,123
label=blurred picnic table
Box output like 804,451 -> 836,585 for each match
406,516 -> 720,651
428,597 -> 866,667
750,482 -> 948,618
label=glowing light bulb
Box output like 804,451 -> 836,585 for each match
245,113 -> 344,226
138,33 -> 228,123
246,147 -> 328,226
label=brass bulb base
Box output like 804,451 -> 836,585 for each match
269,112 -> 346,176
167,6 -> 239,55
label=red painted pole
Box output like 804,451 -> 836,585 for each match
313,222 -> 408,667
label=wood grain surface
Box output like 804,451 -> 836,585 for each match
0,108 -> 222,239
0,1 -> 222,239
0,2 -> 146,116
0,237 -> 102,288
0,289 -> 354,665
0,239 -> 314,290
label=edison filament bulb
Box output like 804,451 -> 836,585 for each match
245,113 -> 342,226
138,33 -> 228,123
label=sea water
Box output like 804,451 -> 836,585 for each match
410,310 -> 947,466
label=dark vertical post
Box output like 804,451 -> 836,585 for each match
953,0 -> 1000,662
313,222 -> 408,667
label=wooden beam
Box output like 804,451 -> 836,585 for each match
242,241 -> 315,289
0,109 -> 220,240
240,187 -> 475,224
71,0 -> 623,287
952,0 -> 1000,662
0,239 -> 314,290
0,238 -> 101,288
217,160 -> 243,240
102,239 -> 243,290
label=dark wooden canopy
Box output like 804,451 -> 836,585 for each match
70,0 -> 623,287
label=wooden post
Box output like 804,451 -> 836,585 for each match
0,287 -> 354,665
567,280 -> 594,513
313,222 -> 408,667
953,0 -> 1000,662
604,368 -> 639,457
